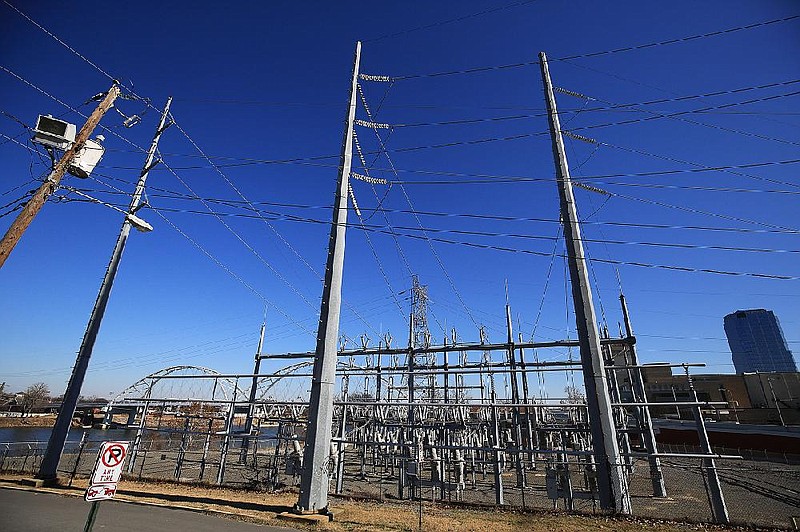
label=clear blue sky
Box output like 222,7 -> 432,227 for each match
1,1 -> 798,398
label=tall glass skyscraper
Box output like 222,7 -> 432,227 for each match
724,309 -> 797,373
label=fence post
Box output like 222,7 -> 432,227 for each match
69,431 -> 89,487
127,400 -> 150,473
216,397 -> 236,485
0,443 -> 9,471
175,416 -> 190,479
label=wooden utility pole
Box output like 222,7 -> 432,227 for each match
0,84 -> 120,269
296,41 -> 361,515
539,51 -> 631,514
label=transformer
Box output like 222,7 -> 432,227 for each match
68,135 -> 105,178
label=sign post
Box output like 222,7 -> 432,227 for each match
83,441 -> 130,531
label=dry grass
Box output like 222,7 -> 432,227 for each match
0,473 -> 770,532
0,414 -> 57,427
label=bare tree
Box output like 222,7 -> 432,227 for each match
21,382 -> 50,416
562,385 -> 586,404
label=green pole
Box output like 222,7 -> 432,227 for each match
84,501 -> 100,532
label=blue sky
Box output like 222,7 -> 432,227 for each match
1,1 -> 799,398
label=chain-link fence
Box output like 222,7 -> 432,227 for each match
2,429 -> 798,528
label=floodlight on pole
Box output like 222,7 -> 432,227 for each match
126,214 -> 153,233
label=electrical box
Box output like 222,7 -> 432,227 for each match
68,136 -> 105,178
32,115 -> 76,150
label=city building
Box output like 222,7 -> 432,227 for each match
724,309 -> 797,373
640,366 -> 800,425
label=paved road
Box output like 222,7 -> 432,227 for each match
0,488 -> 298,531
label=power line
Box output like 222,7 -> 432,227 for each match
357,78 -> 800,130
61,186 -> 800,238
167,118 -> 322,310
564,87 -> 800,148
0,65 -> 149,154
363,14 -> 800,81
65,200 -> 797,281
364,0 -> 541,43
559,77 -> 800,111
3,0 -> 121,87
151,207 -> 317,337
150,89 -> 799,169
596,137 -> 800,192
558,15 -> 800,62
358,82 -> 480,330
143,155 -> 800,186
83,172 -> 320,337
351,129 -> 410,325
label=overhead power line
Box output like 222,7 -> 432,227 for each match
63,181 -> 800,237
361,14 -> 800,81
557,15 -> 800,62
3,0 -> 120,87
0,65 -> 148,154
364,0 -> 541,43
61,191 -> 800,279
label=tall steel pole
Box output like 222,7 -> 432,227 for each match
37,97 -> 173,481
0,84 -> 120,269
296,41 -> 361,514
539,52 -> 631,514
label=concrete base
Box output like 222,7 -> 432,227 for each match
19,477 -> 60,488
277,510 -> 334,525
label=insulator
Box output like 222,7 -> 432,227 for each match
348,183 -> 362,216
123,114 -> 141,128
562,130 -> 598,145
574,181 -> 611,196
359,73 -> 392,82
354,119 -> 390,129
555,87 -> 592,100
351,172 -> 388,185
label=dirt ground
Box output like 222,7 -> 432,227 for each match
0,473 -> 780,532
0,414 -> 58,427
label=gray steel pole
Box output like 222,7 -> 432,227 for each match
505,305 -> 525,488
217,389 -> 237,486
619,293 -> 666,497
684,366 -> 729,523
766,376 -> 786,427
539,52 -> 631,514
241,323 -> 266,461
296,41 -> 361,514
37,97 -> 173,481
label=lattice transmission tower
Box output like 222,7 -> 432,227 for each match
410,274 -> 438,402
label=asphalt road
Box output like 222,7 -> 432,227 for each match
0,488 -> 298,531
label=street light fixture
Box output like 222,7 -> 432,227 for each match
126,214 -> 153,233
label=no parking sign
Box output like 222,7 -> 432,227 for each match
85,441 -> 130,502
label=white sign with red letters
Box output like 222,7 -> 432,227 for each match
85,441 -> 130,502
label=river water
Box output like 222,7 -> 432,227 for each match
0,425 -> 279,444
0,426 -> 141,444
